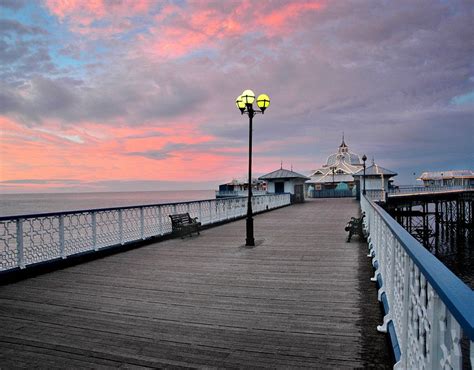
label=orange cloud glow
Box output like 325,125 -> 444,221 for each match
0,116 -> 249,192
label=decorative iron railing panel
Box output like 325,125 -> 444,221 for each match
22,216 -> 61,266
361,195 -> 473,369
63,212 -> 94,256
0,220 -> 18,270
365,189 -> 386,202
0,194 -> 290,272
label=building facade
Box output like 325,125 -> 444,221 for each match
259,168 -> 310,203
418,170 -> 474,187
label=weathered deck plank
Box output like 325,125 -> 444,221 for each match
0,198 -> 391,368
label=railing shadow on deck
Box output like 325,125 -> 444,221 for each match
361,194 -> 473,369
0,194 -> 291,281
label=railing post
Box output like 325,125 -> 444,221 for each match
394,254 -> 411,369
119,209 -> 123,245
16,219 -> 24,269
377,232 -> 395,333
158,206 -> 163,235
140,207 -> 145,240
199,202 -> 203,224
92,212 -> 97,251
428,289 -> 441,369
59,215 -> 65,259
210,201 -> 213,223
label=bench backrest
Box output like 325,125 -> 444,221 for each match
169,213 -> 192,225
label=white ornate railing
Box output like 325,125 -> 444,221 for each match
361,195 -> 473,369
388,184 -> 472,196
365,189 -> 387,202
215,190 -> 267,197
0,194 -> 291,272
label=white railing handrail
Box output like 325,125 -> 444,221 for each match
0,194 -> 291,273
388,184 -> 472,195
215,190 -> 267,197
0,196 -> 251,220
361,194 -> 473,369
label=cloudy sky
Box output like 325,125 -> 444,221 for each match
0,0 -> 473,193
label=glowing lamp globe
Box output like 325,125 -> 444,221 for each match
241,89 -> 255,105
257,94 -> 270,113
236,95 -> 245,113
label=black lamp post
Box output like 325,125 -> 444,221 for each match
236,90 -> 270,247
362,154 -> 367,196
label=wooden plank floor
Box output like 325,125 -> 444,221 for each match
0,198 -> 392,368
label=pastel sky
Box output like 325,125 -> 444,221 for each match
1,0 -> 473,193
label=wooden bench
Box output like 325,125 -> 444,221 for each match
169,213 -> 201,238
345,213 -> 367,242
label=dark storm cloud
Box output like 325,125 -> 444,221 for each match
0,17 -> 58,88
0,0 -> 27,10
0,19 -> 47,35
0,61 -> 209,125
0,88 -> 21,112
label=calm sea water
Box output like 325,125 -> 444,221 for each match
0,190 -> 215,217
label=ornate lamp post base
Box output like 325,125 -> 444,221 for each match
246,216 -> 255,246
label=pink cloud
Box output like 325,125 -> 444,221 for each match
44,0 -> 153,35
45,0 -> 152,19
153,1 -> 322,57
44,0 -> 325,58
260,1 -> 325,34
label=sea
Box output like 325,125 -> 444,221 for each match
0,190 -> 215,217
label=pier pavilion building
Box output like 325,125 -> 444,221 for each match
418,170 -> 474,187
306,137 -> 363,194
259,167 -> 309,203
353,162 -> 397,200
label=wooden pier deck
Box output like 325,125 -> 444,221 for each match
0,198 -> 391,368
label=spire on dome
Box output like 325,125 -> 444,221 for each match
339,132 -> 347,148
338,133 -> 349,153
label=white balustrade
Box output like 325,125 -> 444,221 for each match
388,184 -> 472,196
361,195 -> 473,369
0,194 -> 291,272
